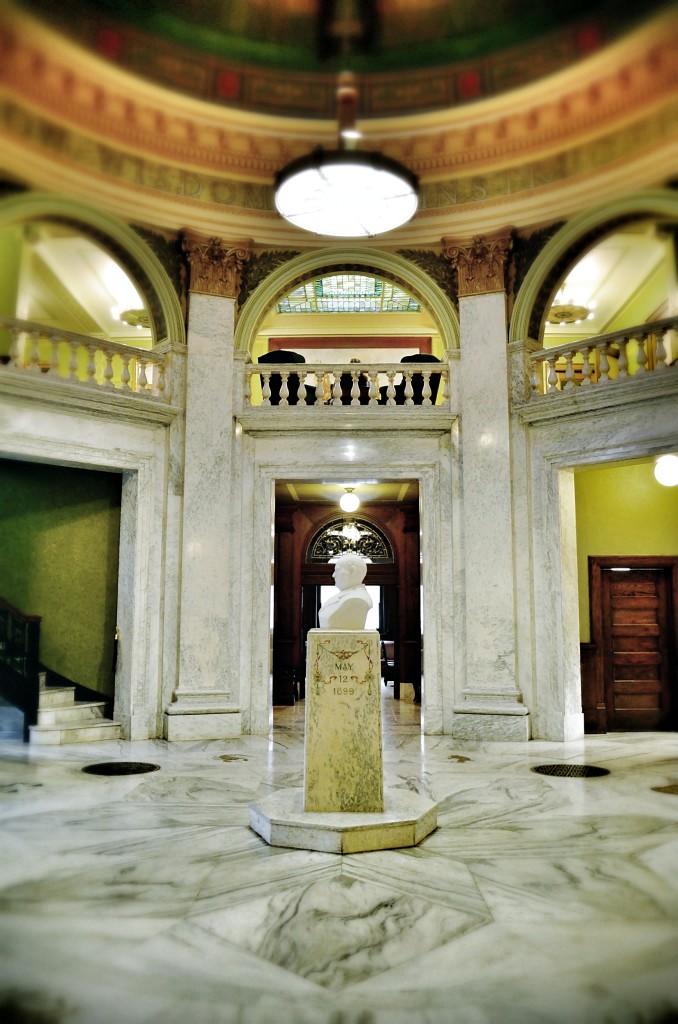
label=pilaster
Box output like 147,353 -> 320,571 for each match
165,233 -> 252,740
444,234 -> 530,739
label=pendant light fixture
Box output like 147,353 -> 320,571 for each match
274,72 -> 419,238
339,486 -> 360,512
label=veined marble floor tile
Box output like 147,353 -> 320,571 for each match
1,701 -> 677,1023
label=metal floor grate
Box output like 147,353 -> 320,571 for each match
531,764 -> 610,778
82,762 -> 160,776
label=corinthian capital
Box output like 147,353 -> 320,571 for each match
182,233 -> 252,298
442,233 -> 512,297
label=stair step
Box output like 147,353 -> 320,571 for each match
38,686 -> 77,708
37,701 -> 108,726
29,720 -> 123,745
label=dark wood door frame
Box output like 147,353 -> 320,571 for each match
585,556 -> 678,732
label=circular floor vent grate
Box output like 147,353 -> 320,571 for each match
82,762 -> 161,776
652,784 -> 678,795
531,764 -> 610,778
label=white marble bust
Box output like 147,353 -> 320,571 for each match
318,552 -> 373,630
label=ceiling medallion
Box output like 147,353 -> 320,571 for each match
546,303 -> 593,326
274,72 -> 419,238
119,308 -> 150,329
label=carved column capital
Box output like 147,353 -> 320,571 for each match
442,233 -> 512,297
182,233 -> 252,299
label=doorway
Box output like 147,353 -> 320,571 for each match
587,557 -> 678,731
272,481 -> 421,712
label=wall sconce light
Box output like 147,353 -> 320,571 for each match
339,487 -> 360,512
654,454 -> 678,487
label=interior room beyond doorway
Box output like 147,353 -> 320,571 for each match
272,479 -> 422,722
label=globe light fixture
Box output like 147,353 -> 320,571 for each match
339,487 -> 360,512
654,453 -> 678,487
274,72 -> 419,238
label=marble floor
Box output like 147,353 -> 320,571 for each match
1,693 -> 678,1024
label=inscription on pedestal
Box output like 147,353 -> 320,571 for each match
304,630 -> 383,813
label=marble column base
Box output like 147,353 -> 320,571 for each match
164,694 -> 242,740
249,787 -> 437,854
451,708 -> 531,741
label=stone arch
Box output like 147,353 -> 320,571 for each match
234,246 -> 460,355
510,188 -> 678,344
0,191 -> 186,345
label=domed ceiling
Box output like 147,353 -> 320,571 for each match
13,0 -> 666,117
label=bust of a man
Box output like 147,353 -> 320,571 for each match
318,552 -> 373,630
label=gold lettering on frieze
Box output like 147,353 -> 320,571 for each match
443,233 -> 512,296
182,234 -> 252,298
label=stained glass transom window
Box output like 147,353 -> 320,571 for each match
277,274 -> 420,314
307,518 -> 394,564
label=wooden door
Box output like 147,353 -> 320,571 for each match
601,567 -> 675,730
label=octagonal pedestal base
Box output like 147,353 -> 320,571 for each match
249,786 -> 437,854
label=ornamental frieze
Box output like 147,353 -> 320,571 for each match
1,95 -> 675,224
1,9 -> 675,184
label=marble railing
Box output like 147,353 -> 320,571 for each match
530,316 -> 678,396
245,362 -> 449,408
0,316 -> 168,400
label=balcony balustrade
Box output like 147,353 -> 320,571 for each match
529,316 -> 678,396
0,316 -> 168,400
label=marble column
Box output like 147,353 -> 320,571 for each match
165,235 -> 252,740
444,234 -> 530,739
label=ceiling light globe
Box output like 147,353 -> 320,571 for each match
275,149 -> 418,238
340,491 -> 360,512
654,454 -> 678,487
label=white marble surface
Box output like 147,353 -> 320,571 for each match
1,696 -> 677,1024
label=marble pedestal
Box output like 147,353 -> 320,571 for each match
249,629 -> 437,853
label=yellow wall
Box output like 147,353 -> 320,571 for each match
0,459 -> 121,694
575,461 -> 678,641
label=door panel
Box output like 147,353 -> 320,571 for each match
602,568 -> 673,730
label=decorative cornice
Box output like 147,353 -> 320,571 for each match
181,234 -> 252,299
442,234 -> 512,296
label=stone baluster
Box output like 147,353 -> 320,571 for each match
9,327 -> 20,365
403,371 -> 414,405
244,368 -> 252,406
120,354 -> 131,392
332,374 -> 342,404
137,357 -> 148,391
100,350 -> 113,388
421,371 -> 432,405
278,371 -> 290,405
351,371 -> 360,404
261,371 -> 271,405
635,333 -> 648,373
580,348 -> 592,385
656,329 -> 667,369
368,372 -> 379,404
563,350 -> 576,389
313,376 -> 323,405
384,370 -> 396,404
67,340 -> 79,379
85,344 -> 97,384
546,354 -> 558,392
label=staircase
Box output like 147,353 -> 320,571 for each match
30,675 -> 122,744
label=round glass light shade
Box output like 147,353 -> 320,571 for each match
274,149 -> 419,237
339,490 -> 360,512
654,454 -> 678,486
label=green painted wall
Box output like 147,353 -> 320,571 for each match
0,459 -> 121,694
575,462 -> 678,641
